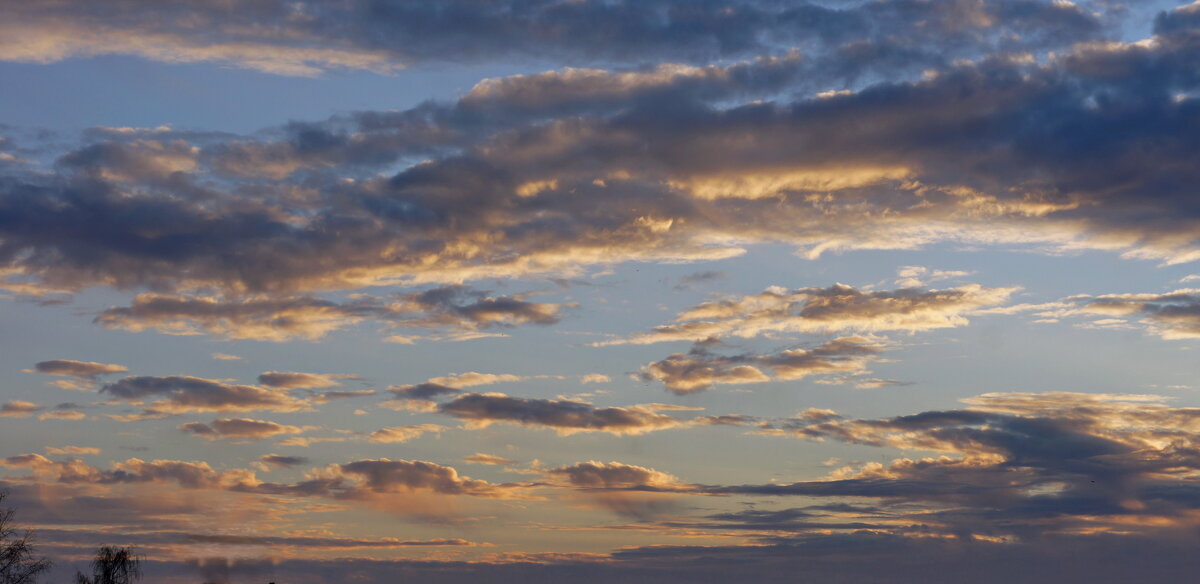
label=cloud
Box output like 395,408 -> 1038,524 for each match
311,389 -> 377,404
28,359 -> 127,378
179,418 -> 314,440
20,451 -> 528,528
640,336 -> 884,393
101,375 -> 311,414
607,284 -> 1016,345
547,461 -> 680,490
44,446 -> 100,456
547,460 -> 685,519
383,372 -> 532,411
12,28 -> 1200,310
705,391 -> 1200,542
1001,289 -> 1200,340
180,533 -> 482,549
274,436 -> 349,448
381,383 -> 463,413
0,400 -> 44,417
438,393 -> 688,435
56,139 -> 199,182
245,458 -> 528,502
463,454 -> 517,466
388,383 -> 462,401
259,454 -> 310,469
338,459 -> 515,498
581,374 -> 611,384
0,0 -> 1102,75
894,265 -> 973,288
426,372 -> 525,388
1062,289 -> 1200,340
849,377 -> 913,389
2,455 -> 247,490
674,270 -> 729,290
35,403 -> 89,421
98,458 -> 244,489
367,424 -> 445,444
94,287 -> 565,341
2,453 -> 526,504
37,410 -> 87,421
257,371 -> 355,389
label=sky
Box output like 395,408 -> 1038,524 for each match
2,1 -> 1200,582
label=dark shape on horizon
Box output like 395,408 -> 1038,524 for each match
0,490 -> 51,584
74,547 -> 141,584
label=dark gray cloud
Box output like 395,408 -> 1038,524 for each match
93,286 -> 564,341
0,4 -> 1172,313
243,458 -> 529,502
695,392 -> 1200,542
0,400 -> 44,417
311,389 -> 377,404
200,54 -> 814,181
29,359 -> 127,378
257,371 -> 352,389
607,283 -> 1017,345
389,383 -> 462,401
640,336 -> 885,393
179,418 -> 312,440
338,459 -> 502,496
4,29 -> 1200,312
0,0 -> 1104,75
259,454 -> 310,468
2,455 -> 242,490
545,460 -> 685,519
437,393 -> 688,435
95,459 -> 232,489
547,461 -> 680,489
673,270 -> 728,291
0,480 -> 218,531
55,139 -> 198,182
383,374 -> 534,411
3,452 -> 524,504
1055,289 -> 1200,340
367,424 -> 444,444
101,375 -> 311,414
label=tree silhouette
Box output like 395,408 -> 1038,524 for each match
74,547 -> 141,584
0,490 -> 51,584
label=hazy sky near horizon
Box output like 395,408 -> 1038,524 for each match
3,1 -> 1200,582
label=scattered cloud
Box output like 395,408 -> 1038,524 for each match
0,0 -> 1102,75
438,393 -> 689,435
179,418 -> 315,440
0,400 -> 44,418
368,424 -> 445,444
604,284 -> 1015,345
257,371 -> 356,389
464,454 -> 517,466
259,454 -> 310,469
640,336 -> 885,394
27,359 -> 127,378
311,389 -> 377,404
94,287 -> 565,342
101,375 -> 312,414
44,446 -> 100,456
